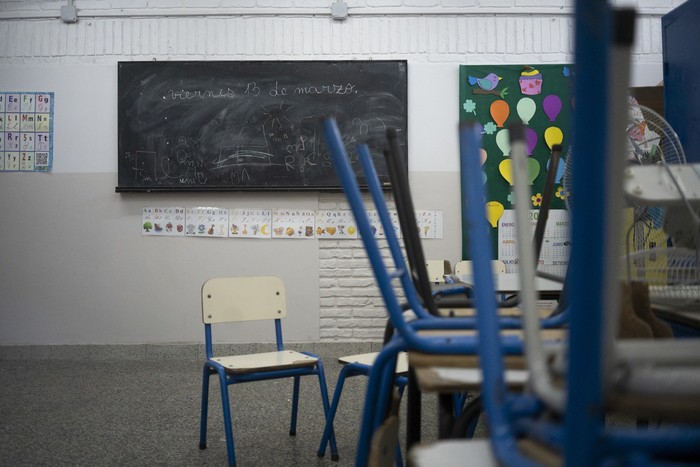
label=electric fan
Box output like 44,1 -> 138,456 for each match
566,98 -> 700,310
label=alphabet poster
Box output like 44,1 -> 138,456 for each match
0,91 -> 54,172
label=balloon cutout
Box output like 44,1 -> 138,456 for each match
524,127 -> 538,156
544,126 -> 563,149
547,157 -> 566,184
543,94 -> 562,122
486,201 -> 505,228
490,99 -> 510,128
495,129 -> 510,156
527,158 -> 541,184
481,148 -> 488,184
516,97 -> 536,125
499,159 -> 541,186
499,160 -> 514,185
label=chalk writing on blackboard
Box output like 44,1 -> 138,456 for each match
117,61 -> 407,192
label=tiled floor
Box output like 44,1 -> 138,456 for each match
0,348 -> 444,466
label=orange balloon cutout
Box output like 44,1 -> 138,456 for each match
544,126 -> 563,150
490,100 -> 510,128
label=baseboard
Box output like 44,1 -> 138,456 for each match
0,341 -> 382,361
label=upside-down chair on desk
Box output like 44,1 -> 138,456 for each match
413,5 -> 700,466
198,276 -> 336,467
322,117 -> 566,466
380,121 -> 568,445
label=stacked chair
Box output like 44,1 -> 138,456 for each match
322,118 -> 567,465
322,1 -> 700,465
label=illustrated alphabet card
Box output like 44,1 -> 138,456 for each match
272,209 -> 315,239
315,210 -> 358,239
229,209 -> 272,238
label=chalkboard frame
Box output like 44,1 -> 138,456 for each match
116,60 -> 408,193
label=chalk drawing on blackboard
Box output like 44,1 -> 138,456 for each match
117,60 -> 407,192
124,151 -> 157,183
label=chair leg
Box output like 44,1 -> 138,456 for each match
318,364 -> 355,460
314,359 -> 338,460
217,369 -> 236,467
394,377 -> 407,467
453,392 -> 468,418
450,394 -> 482,439
199,364 -> 212,449
357,343 -> 402,467
373,354 -> 400,430
406,366 -> 421,449
290,376 -> 301,436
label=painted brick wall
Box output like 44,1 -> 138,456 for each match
0,1 -> 682,63
0,0 -> 685,342
318,193 -> 408,341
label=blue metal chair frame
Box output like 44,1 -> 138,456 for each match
322,118 -> 542,467
541,3 -> 700,465
324,3 -> 700,459
199,312 -> 337,466
317,360 -> 408,465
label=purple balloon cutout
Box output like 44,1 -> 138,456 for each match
543,94 -> 563,122
525,127 -> 538,156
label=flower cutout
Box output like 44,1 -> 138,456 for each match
483,121 -> 497,135
531,193 -> 543,207
507,192 -> 516,205
462,99 -> 477,115
555,186 -> 569,200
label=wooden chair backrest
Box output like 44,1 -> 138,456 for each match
202,276 -> 287,324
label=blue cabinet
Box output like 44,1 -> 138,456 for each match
663,0 -> 700,163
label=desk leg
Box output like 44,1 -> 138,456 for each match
438,393 -> 454,439
406,366 -> 421,449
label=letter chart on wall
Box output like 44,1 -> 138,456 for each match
0,92 -> 54,172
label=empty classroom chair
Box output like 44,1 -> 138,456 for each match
198,276 -> 336,466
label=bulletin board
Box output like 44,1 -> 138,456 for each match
459,65 -> 573,273
0,91 -> 54,172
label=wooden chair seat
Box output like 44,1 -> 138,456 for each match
409,437 -> 562,467
338,351 -> 409,374
212,350 -> 317,374
408,439 -> 497,467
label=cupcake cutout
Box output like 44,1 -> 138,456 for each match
519,66 -> 543,95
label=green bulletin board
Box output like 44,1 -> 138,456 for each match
459,64 -> 573,259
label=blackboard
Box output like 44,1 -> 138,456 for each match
116,60 -> 407,192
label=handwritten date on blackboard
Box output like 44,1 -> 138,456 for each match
117,60 -> 407,192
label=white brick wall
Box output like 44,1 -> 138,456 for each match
0,1 -> 683,62
317,193 -> 405,340
0,0 -> 685,342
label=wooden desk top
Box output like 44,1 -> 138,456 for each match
654,308 -> 700,329
456,273 -> 563,293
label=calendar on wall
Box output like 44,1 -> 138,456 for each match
498,209 -> 570,277
0,91 -> 54,172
